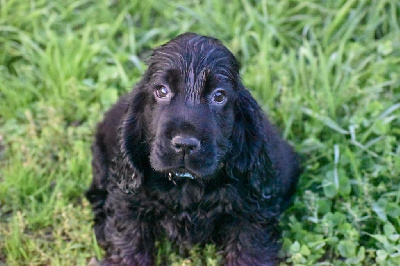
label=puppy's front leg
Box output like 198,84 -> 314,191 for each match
101,194 -> 156,266
102,218 -> 155,266
222,219 -> 280,266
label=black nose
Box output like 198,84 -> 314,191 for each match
171,136 -> 200,154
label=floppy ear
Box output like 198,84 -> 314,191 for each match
226,86 -> 277,201
112,87 -> 149,193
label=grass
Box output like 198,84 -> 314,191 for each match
0,0 -> 399,265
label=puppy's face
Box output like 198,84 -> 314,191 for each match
143,34 -> 240,179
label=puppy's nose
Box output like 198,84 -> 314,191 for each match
171,136 -> 200,154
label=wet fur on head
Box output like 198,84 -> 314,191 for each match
86,33 -> 301,265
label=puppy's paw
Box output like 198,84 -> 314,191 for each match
88,257 -> 100,266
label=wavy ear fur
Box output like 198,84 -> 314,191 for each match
226,86 -> 277,201
113,86 -> 150,193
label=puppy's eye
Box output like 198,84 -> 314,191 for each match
211,90 -> 226,104
155,86 -> 170,99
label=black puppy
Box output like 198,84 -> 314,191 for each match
86,33 -> 301,266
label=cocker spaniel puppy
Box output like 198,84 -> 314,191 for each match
86,33 -> 301,266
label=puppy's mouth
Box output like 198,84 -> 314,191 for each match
168,169 -> 196,180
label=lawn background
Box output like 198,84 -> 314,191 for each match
0,0 -> 399,265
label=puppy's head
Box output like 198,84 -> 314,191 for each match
145,33 -> 241,179
122,33 -> 273,186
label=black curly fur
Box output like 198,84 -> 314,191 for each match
86,33 -> 301,266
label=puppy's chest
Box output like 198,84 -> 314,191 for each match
159,206 -> 216,244
151,183 -> 235,244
